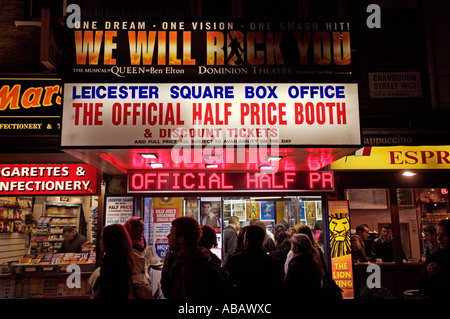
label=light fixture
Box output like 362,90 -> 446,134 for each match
260,165 -> 274,170
139,153 -> 158,159
204,154 -> 221,160
266,155 -> 284,161
205,164 -> 219,168
148,163 -> 164,168
402,171 -> 416,177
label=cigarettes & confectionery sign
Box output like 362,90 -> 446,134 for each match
0,164 -> 99,195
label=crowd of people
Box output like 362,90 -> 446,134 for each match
88,216 -> 327,299
88,215 -> 450,299
350,220 -> 450,299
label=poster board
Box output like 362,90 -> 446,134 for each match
104,196 -> 134,226
346,189 -> 389,209
327,200 -> 354,299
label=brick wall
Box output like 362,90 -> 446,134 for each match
0,0 -> 46,73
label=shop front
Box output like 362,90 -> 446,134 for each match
0,163 -> 100,299
330,145 -> 450,298
128,170 -> 334,259
54,16 -> 362,300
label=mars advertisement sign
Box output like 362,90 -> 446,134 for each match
64,19 -> 353,80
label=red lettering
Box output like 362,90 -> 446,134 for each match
198,173 -> 206,189
131,173 -> 143,190
322,172 -> 334,189
309,172 -> 321,189
145,173 -> 156,189
421,151 -> 434,164
285,172 -> 296,188
389,151 -> 403,164
309,172 -> 333,190
157,173 -> 169,189
404,151 -> 418,164
172,173 -> 180,189
437,151 -> 450,164
183,173 -> 195,189
221,173 -> 233,189
73,103 -> 83,125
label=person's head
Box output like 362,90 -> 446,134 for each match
356,224 -> 370,241
101,223 -> 134,272
381,224 -> 392,241
124,217 -> 146,250
314,220 -> 323,231
199,224 -> 218,250
228,216 -> 240,229
274,229 -> 288,246
297,225 -> 318,248
273,222 -> 288,234
203,202 -> 212,215
436,219 -> 450,250
286,227 -> 295,240
124,217 -> 145,237
423,225 -> 437,243
236,226 -> 248,251
291,233 -> 315,256
62,226 -> 77,241
244,225 -> 266,249
168,216 -> 201,251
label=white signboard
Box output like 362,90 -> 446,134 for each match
61,83 -> 360,146
105,196 -> 134,226
368,72 -> 422,98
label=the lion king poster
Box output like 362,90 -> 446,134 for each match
327,200 -> 354,299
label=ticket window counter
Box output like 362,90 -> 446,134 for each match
141,196 -> 324,259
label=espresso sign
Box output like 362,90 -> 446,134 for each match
128,171 -> 334,193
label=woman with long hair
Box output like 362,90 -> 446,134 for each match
91,223 -> 136,299
284,233 -> 322,299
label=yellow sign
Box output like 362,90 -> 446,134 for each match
330,146 -> 450,170
328,200 -> 354,299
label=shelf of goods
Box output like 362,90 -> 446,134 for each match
420,190 -> 450,228
0,197 -> 33,233
30,202 -> 81,254
2,247 -> 96,299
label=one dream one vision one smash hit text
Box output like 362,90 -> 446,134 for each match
68,19 -> 351,77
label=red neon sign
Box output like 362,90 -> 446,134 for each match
0,164 -> 99,195
128,171 -> 334,193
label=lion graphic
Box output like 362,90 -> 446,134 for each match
329,213 -> 351,258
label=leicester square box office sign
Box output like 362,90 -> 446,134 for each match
63,18 -> 354,81
0,164 -> 100,195
61,83 -> 361,147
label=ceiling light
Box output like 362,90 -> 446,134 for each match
266,155 -> 284,161
139,153 -> 158,159
205,164 -> 219,168
204,154 -> 221,160
402,171 -> 416,177
148,163 -> 164,168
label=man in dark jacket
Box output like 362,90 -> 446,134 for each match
225,225 -> 284,299
420,219 -> 450,299
223,216 -> 240,266
163,216 -> 231,299
58,226 -> 87,253
371,224 -> 405,262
